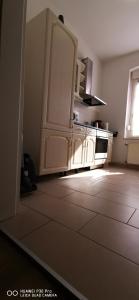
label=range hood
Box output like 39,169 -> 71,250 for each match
80,57 -> 107,106
83,95 -> 106,106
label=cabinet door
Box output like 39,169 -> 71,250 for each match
71,134 -> 85,169
84,136 -> 96,167
42,9 -> 77,131
40,129 -> 72,175
107,139 -> 113,162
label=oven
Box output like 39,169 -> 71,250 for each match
95,132 -> 108,159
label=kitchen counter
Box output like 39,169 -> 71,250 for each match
74,122 -> 113,134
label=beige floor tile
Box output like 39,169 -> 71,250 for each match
63,191 -> 135,223
0,205 -> 50,239
128,210 -> 139,228
89,174 -> 139,190
60,180 -> 106,196
96,178 -> 139,198
38,181 -> 75,198
23,193 -> 96,231
101,176 -> 139,186
80,214 -> 139,264
21,221 -> 139,300
96,189 -> 139,209
57,177 -> 95,191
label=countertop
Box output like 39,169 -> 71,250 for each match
74,122 -> 113,134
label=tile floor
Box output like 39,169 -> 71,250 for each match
1,166 -> 139,299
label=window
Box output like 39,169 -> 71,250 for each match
125,68 -> 139,138
131,79 -> 139,136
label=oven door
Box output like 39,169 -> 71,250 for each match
95,137 -> 108,159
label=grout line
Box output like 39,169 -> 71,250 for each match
24,185 -> 139,212
127,223 -> 139,230
18,219 -> 53,240
94,194 -> 139,210
2,211 -> 139,272
40,191 -> 75,200
21,196 -> 138,231
98,187 -> 139,198
4,216 -> 139,270
37,175 -> 138,209
56,184 -> 139,211
77,213 -> 98,233
21,198 -> 138,240
54,196 -> 134,225
78,230 -> 139,267
126,209 -> 137,224
25,198 -> 139,233
20,203 -> 95,233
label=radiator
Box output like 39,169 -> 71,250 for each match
127,143 -> 139,164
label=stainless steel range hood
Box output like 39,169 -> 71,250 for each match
83,94 -> 107,106
80,57 -> 107,106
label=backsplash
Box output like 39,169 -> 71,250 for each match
74,101 -> 99,124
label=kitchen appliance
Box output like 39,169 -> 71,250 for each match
91,120 -> 104,129
80,57 -> 107,106
95,131 -> 108,159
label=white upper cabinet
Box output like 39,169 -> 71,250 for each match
42,9 -> 78,131
24,9 -> 77,173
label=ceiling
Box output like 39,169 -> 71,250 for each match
51,0 -> 139,61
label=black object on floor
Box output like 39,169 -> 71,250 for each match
20,153 -> 37,195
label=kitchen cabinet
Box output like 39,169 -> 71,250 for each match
24,8 -> 77,174
71,133 -> 86,169
84,135 -> 96,167
40,129 -> 72,175
42,9 -> 77,131
107,136 -> 113,162
71,126 -> 96,169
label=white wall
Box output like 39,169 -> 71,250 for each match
26,0 -> 102,124
0,0 -> 26,220
99,51 -> 139,163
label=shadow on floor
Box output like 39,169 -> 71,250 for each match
0,231 -> 78,299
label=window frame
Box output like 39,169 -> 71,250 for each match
125,67 -> 139,140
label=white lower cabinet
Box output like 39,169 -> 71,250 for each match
39,128 -> 112,175
71,133 -> 96,169
40,129 -> 72,175
71,133 -> 86,169
107,138 -> 113,162
39,130 -> 96,175
84,135 -> 96,167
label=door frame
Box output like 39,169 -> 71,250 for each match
0,0 -> 27,221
